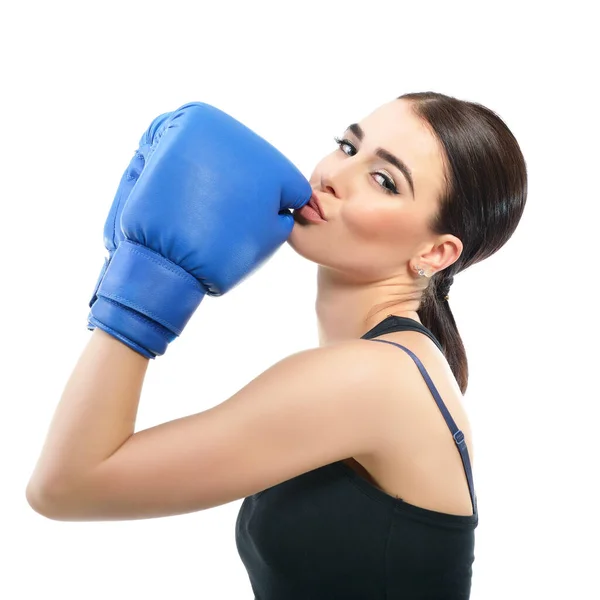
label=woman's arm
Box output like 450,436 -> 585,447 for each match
26,329 -> 149,507
25,333 -> 403,522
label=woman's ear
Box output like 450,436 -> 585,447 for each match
419,234 -> 463,274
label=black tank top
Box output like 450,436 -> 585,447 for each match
235,315 -> 478,599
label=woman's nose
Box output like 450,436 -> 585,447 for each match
321,158 -> 359,199
321,168 -> 351,198
321,179 -> 336,197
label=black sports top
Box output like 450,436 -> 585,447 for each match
235,315 -> 478,599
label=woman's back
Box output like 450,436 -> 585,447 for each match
235,315 -> 478,599
353,318 -> 475,518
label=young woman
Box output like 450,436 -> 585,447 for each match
26,92 -> 527,599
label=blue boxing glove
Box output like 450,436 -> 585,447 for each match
87,110 -> 172,326
88,102 -> 312,358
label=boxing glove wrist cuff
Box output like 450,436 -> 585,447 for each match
87,306 -> 169,358
90,241 -> 206,357
89,257 -> 109,309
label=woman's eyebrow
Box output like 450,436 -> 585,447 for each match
346,123 -> 415,199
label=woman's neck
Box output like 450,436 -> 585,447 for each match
315,266 -> 421,347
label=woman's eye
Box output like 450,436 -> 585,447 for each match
333,136 -> 399,195
373,172 -> 399,195
334,137 -> 356,156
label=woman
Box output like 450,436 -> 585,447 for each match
26,92 -> 527,598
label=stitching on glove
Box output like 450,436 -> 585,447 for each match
98,294 -> 178,336
127,243 -> 205,292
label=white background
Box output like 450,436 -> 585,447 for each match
2,0 -> 599,598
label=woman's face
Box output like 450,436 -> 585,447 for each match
288,99 -> 448,282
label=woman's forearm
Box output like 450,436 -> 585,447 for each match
27,329 -> 149,500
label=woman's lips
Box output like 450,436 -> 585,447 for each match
294,193 -> 327,223
311,194 -> 327,219
295,201 -> 326,223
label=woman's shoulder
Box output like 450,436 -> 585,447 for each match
350,330 -> 473,456
284,333 -> 472,459
359,328 -> 463,397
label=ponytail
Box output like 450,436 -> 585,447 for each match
418,270 -> 469,394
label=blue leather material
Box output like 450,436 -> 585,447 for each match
90,241 -> 204,357
87,110 -> 172,325
88,300 -> 175,359
89,102 -> 312,357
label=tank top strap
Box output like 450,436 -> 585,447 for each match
362,315 -> 444,353
369,337 -> 478,517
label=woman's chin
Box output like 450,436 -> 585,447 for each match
287,222 -> 312,256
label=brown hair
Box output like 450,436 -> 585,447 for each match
398,92 -> 528,394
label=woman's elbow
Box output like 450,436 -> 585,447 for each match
26,483 -> 66,520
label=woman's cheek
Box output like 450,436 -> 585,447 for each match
342,202 -> 411,243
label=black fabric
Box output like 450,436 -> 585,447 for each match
363,315 -> 444,352
235,315 -> 478,599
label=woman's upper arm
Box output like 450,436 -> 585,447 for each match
34,340 -> 401,521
